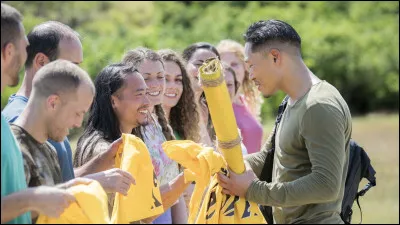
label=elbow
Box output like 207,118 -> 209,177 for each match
318,176 -> 341,202
323,185 -> 340,202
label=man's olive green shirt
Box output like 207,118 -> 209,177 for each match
245,81 -> 352,224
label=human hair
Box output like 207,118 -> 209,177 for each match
25,21 -> 80,68
217,39 -> 263,120
1,3 -> 23,50
181,42 -> 220,62
158,49 -> 200,142
122,47 -> 174,141
182,42 -> 220,142
244,19 -> 301,53
31,59 -> 94,100
122,46 -> 164,69
222,63 -> 239,95
76,63 -> 143,147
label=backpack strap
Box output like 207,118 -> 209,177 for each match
259,96 -> 289,224
355,194 -> 363,224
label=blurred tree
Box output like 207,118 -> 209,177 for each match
1,1 -> 398,124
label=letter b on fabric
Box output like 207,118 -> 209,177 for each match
111,134 -> 164,223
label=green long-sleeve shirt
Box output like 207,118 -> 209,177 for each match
245,81 -> 352,224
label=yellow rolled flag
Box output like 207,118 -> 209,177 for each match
199,58 -> 244,174
36,180 -> 110,224
111,133 -> 164,223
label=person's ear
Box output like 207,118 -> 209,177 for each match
1,42 -> 16,64
47,94 -> 61,111
110,95 -> 119,109
34,53 -> 50,70
270,49 -> 281,64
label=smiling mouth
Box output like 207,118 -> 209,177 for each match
164,93 -> 177,98
148,91 -> 161,96
138,109 -> 149,114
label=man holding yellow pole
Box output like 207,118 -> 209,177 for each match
218,19 -> 352,224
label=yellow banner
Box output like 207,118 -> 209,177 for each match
111,133 -> 164,223
36,180 -> 110,224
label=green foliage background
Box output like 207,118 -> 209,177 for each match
2,1 -> 399,124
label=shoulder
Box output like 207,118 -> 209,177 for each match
80,131 -> 111,155
2,95 -> 28,123
10,124 -> 28,142
304,81 -> 350,116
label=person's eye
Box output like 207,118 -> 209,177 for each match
157,76 -> 164,79
176,79 -> 183,83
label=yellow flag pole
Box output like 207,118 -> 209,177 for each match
199,58 -> 245,175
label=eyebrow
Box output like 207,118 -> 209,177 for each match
135,88 -> 146,92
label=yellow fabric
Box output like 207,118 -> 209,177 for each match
199,58 -> 245,174
163,140 -> 266,224
111,133 -> 164,224
36,180 -> 110,224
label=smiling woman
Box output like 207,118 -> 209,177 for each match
122,47 -> 189,224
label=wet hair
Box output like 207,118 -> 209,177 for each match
122,47 -> 174,141
25,21 -> 80,68
244,19 -> 301,53
217,39 -> 263,120
158,49 -> 200,142
1,3 -> 23,50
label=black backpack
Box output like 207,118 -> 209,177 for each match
259,96 -> 377,224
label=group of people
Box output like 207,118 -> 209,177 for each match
2,2 -> 353,224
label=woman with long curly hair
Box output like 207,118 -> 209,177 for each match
217,39 -> 264,154
158,49 -> 200,142
122,47 -> 186,224
182,42 -> 220,147
158,49 -> 200,218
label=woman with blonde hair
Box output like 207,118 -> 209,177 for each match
217,39 -> 264,154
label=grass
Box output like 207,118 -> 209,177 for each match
69,113 -> 399,224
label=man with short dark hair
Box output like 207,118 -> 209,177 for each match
1,4 -> 83,224
12,59 -> 95,188
2,21 -> 135,195
218,19 -> 352,224
3,21 -> 83,182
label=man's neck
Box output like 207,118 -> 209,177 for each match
14,102 -> 48,144
16,69 -> 35,98
281,60 -> 316,104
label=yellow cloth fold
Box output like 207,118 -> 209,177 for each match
199,58 -> 245,174
111,133 -> 164,224
162,140 -> 266,224
36,180 -> 110,224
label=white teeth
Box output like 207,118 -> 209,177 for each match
139,110 -> 148,114
165,93 -> 177,97
148,91 -> 160,96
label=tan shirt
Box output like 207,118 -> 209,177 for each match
245,81 -> 352,224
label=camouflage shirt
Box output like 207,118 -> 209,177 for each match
10,124 -> 62,187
